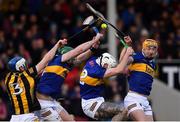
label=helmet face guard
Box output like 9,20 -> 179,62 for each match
8,56 -> 27,72
142,39 -> 158,59
96,53 -> 117,69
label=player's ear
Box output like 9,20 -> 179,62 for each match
142,48 -> 144,52
155,52 -> 158,57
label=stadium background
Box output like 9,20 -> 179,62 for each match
0,0 -> 179,121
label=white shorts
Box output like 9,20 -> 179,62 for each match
81,97 -> 105,119
124,92 -> 152,116
37,99 -> 65,121
10,113 -> 39,122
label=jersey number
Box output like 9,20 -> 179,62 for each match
10,83 -> 23,95
80,69 -> 88,78
80,69 -> 88,85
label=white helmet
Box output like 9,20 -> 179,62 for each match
96,53 -> 117,69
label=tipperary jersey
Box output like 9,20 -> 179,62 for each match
128,52 -> 156,96
80,56 -> 106,100
5,67 -> 40,115
37,54 -> 72,99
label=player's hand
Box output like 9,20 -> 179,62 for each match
126,47 -> 134,56
124,36 -> 132,46
58,39 -> 68,47
93,33 -> 103,42
92,41 -> 100,49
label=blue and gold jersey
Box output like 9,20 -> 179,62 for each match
80,56 -> 106,100
128,52 -> 156,96
37,54 -> 72,99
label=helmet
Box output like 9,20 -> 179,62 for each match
8,56 -> 27,72
96,53 -> 117,69
142,39 -> 158,49
57,46 -> 73,55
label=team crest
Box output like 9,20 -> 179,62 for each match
89,60 -> 94,67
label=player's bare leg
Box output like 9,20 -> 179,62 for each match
146,115 -> 153,121
94,102 -> 126,120
59,109 -> 74,121
129,109 -> 147,121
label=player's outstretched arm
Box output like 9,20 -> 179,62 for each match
104,47 -> 134,78
74,40 -> 100,65
119,36 -> 132,62
36,39 -> 67,73
61,33 -> 103,62
119,47 -> 127,63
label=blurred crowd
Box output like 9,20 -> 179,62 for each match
116,0 -> 180,59
0,0 -> 179,120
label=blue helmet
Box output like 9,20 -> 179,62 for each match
8,56 -> 27,72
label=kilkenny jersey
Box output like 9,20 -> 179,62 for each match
128,52 -> 156,96
36,54 -> 72,99
80,56 -> 106,100
5,67 -> 40,115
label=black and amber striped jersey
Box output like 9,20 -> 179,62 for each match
5,66 -> 41,115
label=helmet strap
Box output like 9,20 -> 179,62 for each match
100,55 -> 103,67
